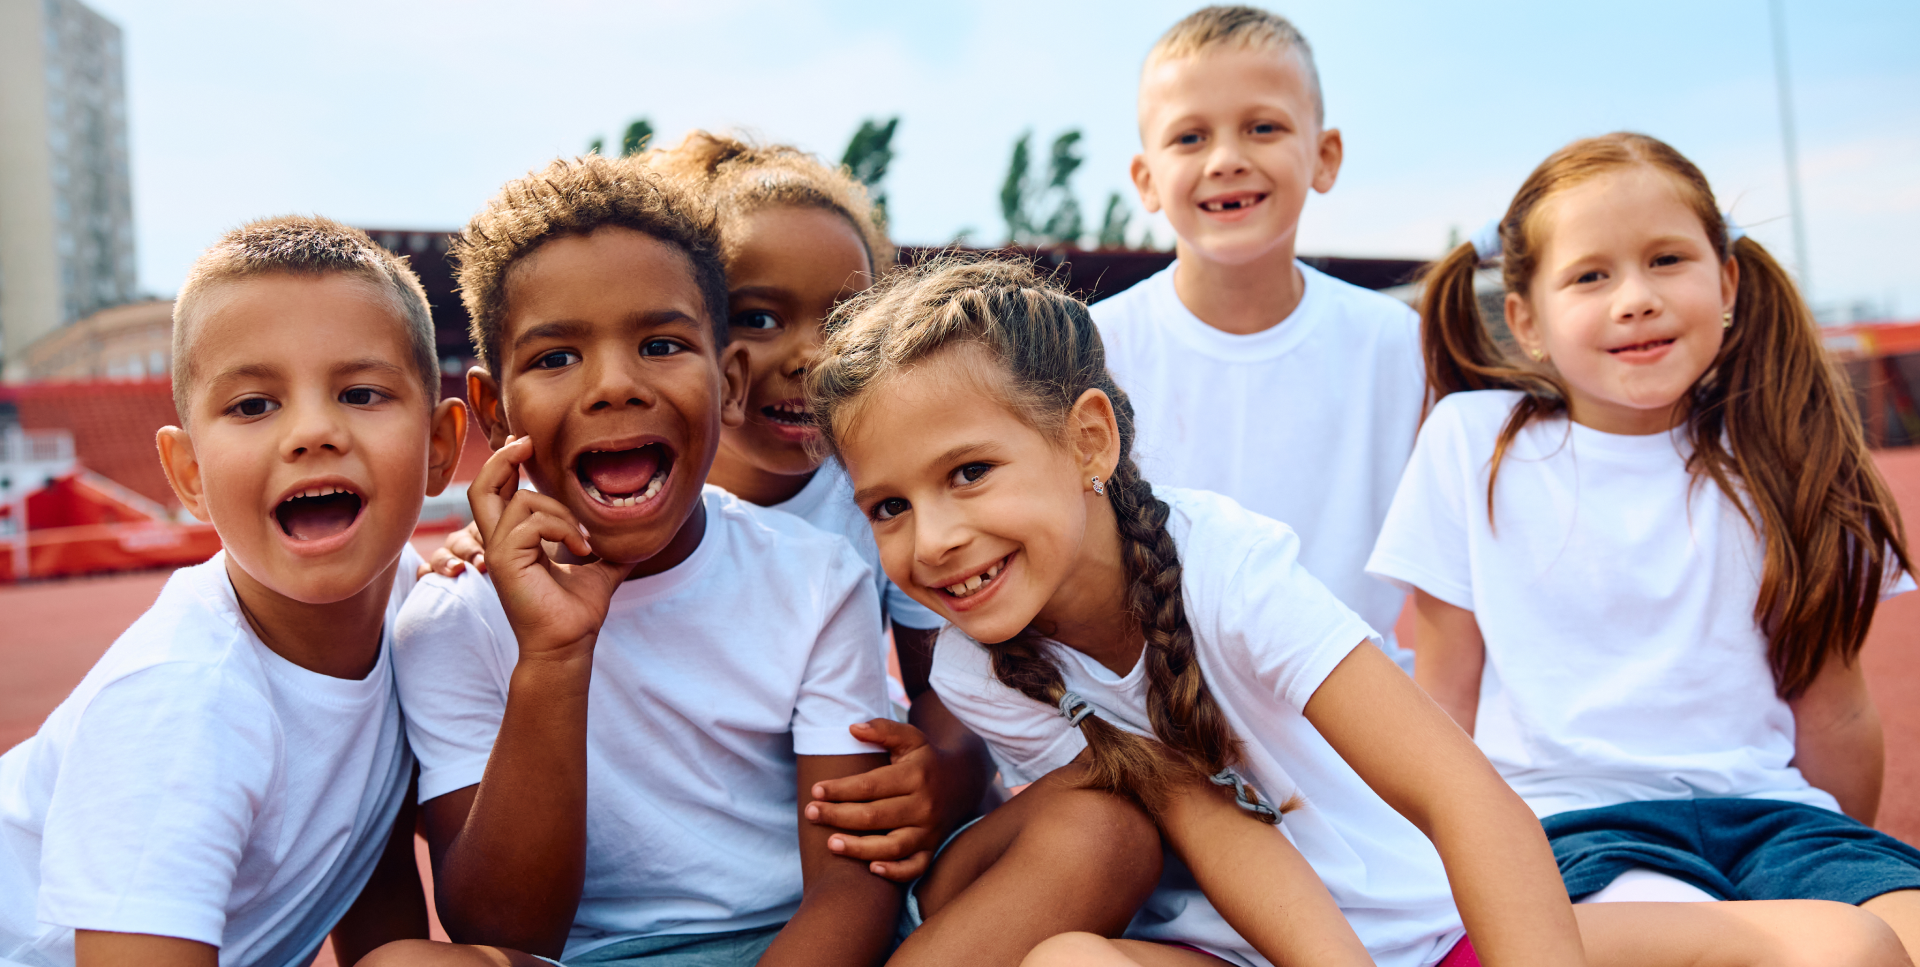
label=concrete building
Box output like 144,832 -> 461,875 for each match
18,298 -> 171,381
0,0 -> 137,381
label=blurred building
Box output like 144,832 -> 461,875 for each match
0,0 -> 137,381
18,299 -> 171,381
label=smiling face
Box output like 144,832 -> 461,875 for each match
838,345 -> 1119,647
1506,166 -> 1739,435
1131,46 -> 1340,268
472,226 -> 747,568
713,205 -> 874,501
165,273 -> 444,604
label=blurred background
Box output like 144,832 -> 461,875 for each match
0,2 -> 1917,951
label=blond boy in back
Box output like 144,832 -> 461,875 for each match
1095,5 -> 1423,670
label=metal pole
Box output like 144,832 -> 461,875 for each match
1768,0 -> 1812,298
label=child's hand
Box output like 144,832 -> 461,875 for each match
469,435 -> 631,659
419,521 -> 485,578
803,719 -> 959,882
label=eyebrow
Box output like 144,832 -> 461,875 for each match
850,440 -> 1003,507
204,362 -> 283,392
333,358 -> 411,381
512,310 -> 705,350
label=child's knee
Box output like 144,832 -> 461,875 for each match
1032,789 -> 1161,882
1768,903 -> 1908,967
357,939 -> 444,967
1020,931 -> 1125,967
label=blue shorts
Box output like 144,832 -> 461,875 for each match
902,815 -> 988,932
1543,797 -> 1920,905
551,923 -> 784,967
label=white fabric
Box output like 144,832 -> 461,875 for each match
0,548 -> 421,967
931,487 -> 1463,967
394,487 -> 892,960
1579,868 -> 1717,904
1365,389 -> 1901,818
1093,263 -> 1425,671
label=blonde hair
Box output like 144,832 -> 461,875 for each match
809,257 -> 1285,821
172,215 -> 437,416
454,154 -> 728,373
1147,5 -> 1323,123
644,130 -> 894,272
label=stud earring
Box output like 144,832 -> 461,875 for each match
1530,347 -> 1547,362
1090,476 -> 1105,496
1722,311 -> 1733,329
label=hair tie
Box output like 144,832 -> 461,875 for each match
1058,691 -> 1094,727
1469,219 -> 1503,261
1209,768 -> 1280,822
1724,213 -> 1746,248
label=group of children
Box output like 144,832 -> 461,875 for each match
2,5 -> 1916,967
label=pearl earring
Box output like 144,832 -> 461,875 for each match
1090,476 -> 1105,496
1722,311 -> 1733,329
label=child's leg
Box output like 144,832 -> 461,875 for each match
1863,890 -> 1920,961
892,764 -> 1164,967
1021,933 -> 1223,967
359,939 -> 556,967
1576,900 -> 1912,967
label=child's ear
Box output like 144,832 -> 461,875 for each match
1130,154 -> 1162,214
155,426 -> 211,523
1312,127 -> 1343,194
1719,249 -> 1740,315
467,367 -> 510,450
424,398 -> 469,498
1067,389 -> 1122,481
718,342 -> 749,429
1505,293 -> 1545,362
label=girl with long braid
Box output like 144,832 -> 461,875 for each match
806,258 -> 1588,967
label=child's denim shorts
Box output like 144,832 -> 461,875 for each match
538,923 -> 784,967
1543,797 -> 1920,905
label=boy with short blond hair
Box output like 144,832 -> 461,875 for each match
1097,4 -> 1424,669
0,216 -> 468,967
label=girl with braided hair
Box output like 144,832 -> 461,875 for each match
807,257 -> 1589,967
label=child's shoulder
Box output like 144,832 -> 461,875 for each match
705,484 -> 865,567
1426,389 -> 1531,439
87,554 -> 263,686
1156,485 -> 1300,563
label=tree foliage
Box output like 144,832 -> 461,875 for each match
1097,192 -> 1132,249
841,117 -> 899,228
1001,129 -> 1090,246
621,119 -> 654,157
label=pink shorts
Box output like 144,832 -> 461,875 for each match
1159,936 -> 1478,965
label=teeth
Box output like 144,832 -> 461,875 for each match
291,485 -> 351,501
943,559 -> 1007,598
584,469 -> 668,508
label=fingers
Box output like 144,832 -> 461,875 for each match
807,790 -> 934,832
494,491 -> 593,563
849,718 -> 931,757
810,760 -> 923,809
826,825 -> 939,864
867,850 -> 932,883
469,435 -> 533,542
426,545 -> 467,578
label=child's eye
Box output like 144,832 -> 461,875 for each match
951,462 -> 991,486
1651,253 -> 1683,267
640,339 -> 685,357
534,350 -> 580,370
1250,121 -> 1279,135
229,397 -> 278,418
732,310 -> 780,331
340,387 -> 387,406
1575,270 -> 1606,285
871,497 -> 910,522
1175,131 -> 1204,146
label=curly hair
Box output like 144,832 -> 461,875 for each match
454,154 -> 728,373
643,130 -> 893,273
807,256 -> 1280,820
172,214 -> 437,416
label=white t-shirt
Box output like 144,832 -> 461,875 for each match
393,487 -> 892,960
931,487 -> 1463,967
1093,262 -> 1425,671
0,548 -> 421,967
1365,390 -> 1909,818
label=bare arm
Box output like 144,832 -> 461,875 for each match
328,776 -> 430,964
1155,777 -> 1373,967
758,753 -> 904,967
74,933 -> 216,967
1306,642 -> 1582,967
1789,654 -> 1885,824
1408,589 -> 1486,735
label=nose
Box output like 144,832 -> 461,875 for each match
784,326 -> 824,380
1613,268 -> 1663,322
282,392 -> 350,460
1205,137 -> 1250,180
913,497 -> 972,574
582,349 -> 654,412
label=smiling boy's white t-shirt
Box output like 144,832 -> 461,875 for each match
1093,262 -> 1425,670
0,547 -> 420,967
1365,390 -> 1913,818
931,487 -> 1463,967
393,486 -> 892,960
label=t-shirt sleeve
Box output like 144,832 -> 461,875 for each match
928,632 -> 1086,786
392,577 -> 509,803
1211,523 -> 1379,712
883,579 -> 944,630
37,663 -> 276,946
790,546 -> 893,756
1365,398 -> 1476,610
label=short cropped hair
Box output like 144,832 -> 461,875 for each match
1147,6 -> 1324,124
454,154 -> 729,374
172,215 -> 439,416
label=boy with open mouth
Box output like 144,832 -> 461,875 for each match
372,156 -> 901,967
0,216 -> 468,967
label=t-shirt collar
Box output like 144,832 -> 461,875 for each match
1150,259 -> 1328,362
607,486 -> 726,609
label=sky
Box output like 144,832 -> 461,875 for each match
88,0 -> 1920,319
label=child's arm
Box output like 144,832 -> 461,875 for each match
1789,654 -> 1885,823
421,437 -> 632,957
74,932 -> 216,967
1306,642 -> 1583,967
327,779 -> 430,965
1156,777 -> 1373,967
806,624 -> 994,882
758,753 -> 904,967
1408,589 -> 1486,734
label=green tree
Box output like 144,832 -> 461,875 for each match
1000,128 -> 1091,246
1097,192 -> 1132,249
587,135 -> 605,155
621,118 -> 655,157
1037,130 -> 1085,245
1000,131 -> 1034,243
841,117 -> 899,227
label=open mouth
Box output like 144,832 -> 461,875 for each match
275,486 -> 364,542
937,556 -> 1008,599
1200,192 -> 1268,213
576,443 -> 674,508
762,400 -> 813,428
1609,338 -> 1676,354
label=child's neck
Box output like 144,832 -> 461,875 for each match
706,449 -> 817,507
1038,497 -> 1144,678
1171,237 -> 1305,336
225,556 -> 393,680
